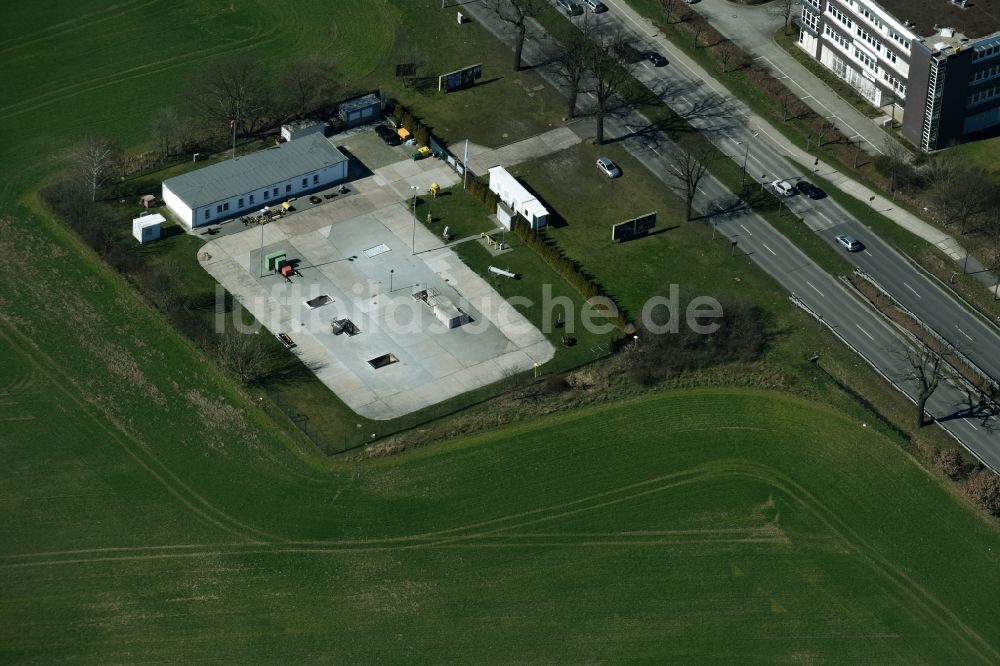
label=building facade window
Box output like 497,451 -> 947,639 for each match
205,209 -> 211,219
238,198 -> 244,208
856,26 -> 881,52
301,178 -> 308,187
973,42 -> 1000,62
973,64 -> 1000,83
801,8 -> 820,32
968,85 -> 1000,107
273,188 -> 278,197
285,184 -> 291,193
312,174 -> 319,184
854,47 -> 878,71
217,204 -> 223,213
826,2 -> 853,29
249,194 -> 254,204
264,190 -> 269,200
223,202 -> 229,211
825,25 -> 851,51
803,0 -> 821,9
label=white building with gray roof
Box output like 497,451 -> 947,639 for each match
162,133 -> 349,228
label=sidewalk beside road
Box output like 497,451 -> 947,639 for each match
610,0 -> 999,296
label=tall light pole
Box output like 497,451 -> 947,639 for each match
411,185 -> 419,255
736,132 -> 758,196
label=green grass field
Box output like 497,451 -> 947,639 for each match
4,302 -> 1000,661
3,0 -> 1000,661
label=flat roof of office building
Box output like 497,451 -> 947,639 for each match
872,0 -> 1000,40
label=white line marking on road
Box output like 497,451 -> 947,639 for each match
966,420 -> 979,431
903,282 -> 921,298
739,223 -> 752,236
956,325 -> 974,342
856,324 -> 875,341
761,243 -> 777,255
864,250 -> 873,257
806,281 -> 825,297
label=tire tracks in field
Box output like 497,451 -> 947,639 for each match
0,323 -> 278,544
0,21 -> 278,121
711,459 -> 1000,664
0,0 -> 159,53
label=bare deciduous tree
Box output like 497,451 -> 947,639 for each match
881,137 -> 909,192
190,54 -> 271,138
217,329 -> 272,385
770,0 -> 798,36
717,42 -> 744,73
929,165 -> 993,235
897,343 -> 946,428
586,30 -> 634,145
658,0 -> 684,24
666,138 -> 713,221
486,0 -> 542,72
548,28 -> 592,118
151,106 -> 180,158
279,53 -> 340,119
74,135 -> 119,202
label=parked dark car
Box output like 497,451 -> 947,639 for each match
645,51 -> 667,67
557,0 -> 584,16
796,180 -> 826,199
375,124 -> 401,146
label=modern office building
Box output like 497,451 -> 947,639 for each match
797,0 -> 1000,151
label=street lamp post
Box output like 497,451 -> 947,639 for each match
736,132 -> 758,196
410,185 -> 419,255
389,268 -> 394,292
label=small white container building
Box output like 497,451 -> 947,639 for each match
161,133 -> 349,228
132,213 -> 164,244
487,166 -> 548,230
280,120 -> 326,143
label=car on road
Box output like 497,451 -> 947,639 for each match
645,51 -> 668,66
375,124 -> 401,146
771,179 -> 796,196
557,0 -> 584,16
796,180 -> 826,199
596,157 -> 621,178
584,0 -> 608,12
836,234 -> 864,252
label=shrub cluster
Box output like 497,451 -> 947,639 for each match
626,292 -> 766,385
929,447 -> 1000,516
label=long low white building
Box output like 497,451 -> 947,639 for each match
162,133 -> 349,228
488,165 -> 548,230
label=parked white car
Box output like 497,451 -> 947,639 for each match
597,157 -> 621,178
771,179 -> 796,196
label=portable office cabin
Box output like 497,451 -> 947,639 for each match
132,213 -> 163,244
337,93 -> 381,128
487,166 -> 548,230
161,134 -> 349,228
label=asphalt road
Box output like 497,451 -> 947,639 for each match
462,0 -> 1000,469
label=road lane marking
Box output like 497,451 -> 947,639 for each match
863,250 -> 873,257
966,420 -> 979,431
761,243 -> 777,255
806,281 -> 825,297
739,223 -> 752,236
956,325 -> 973,342
903,282 -> 921,298
855,324 -> 875,341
